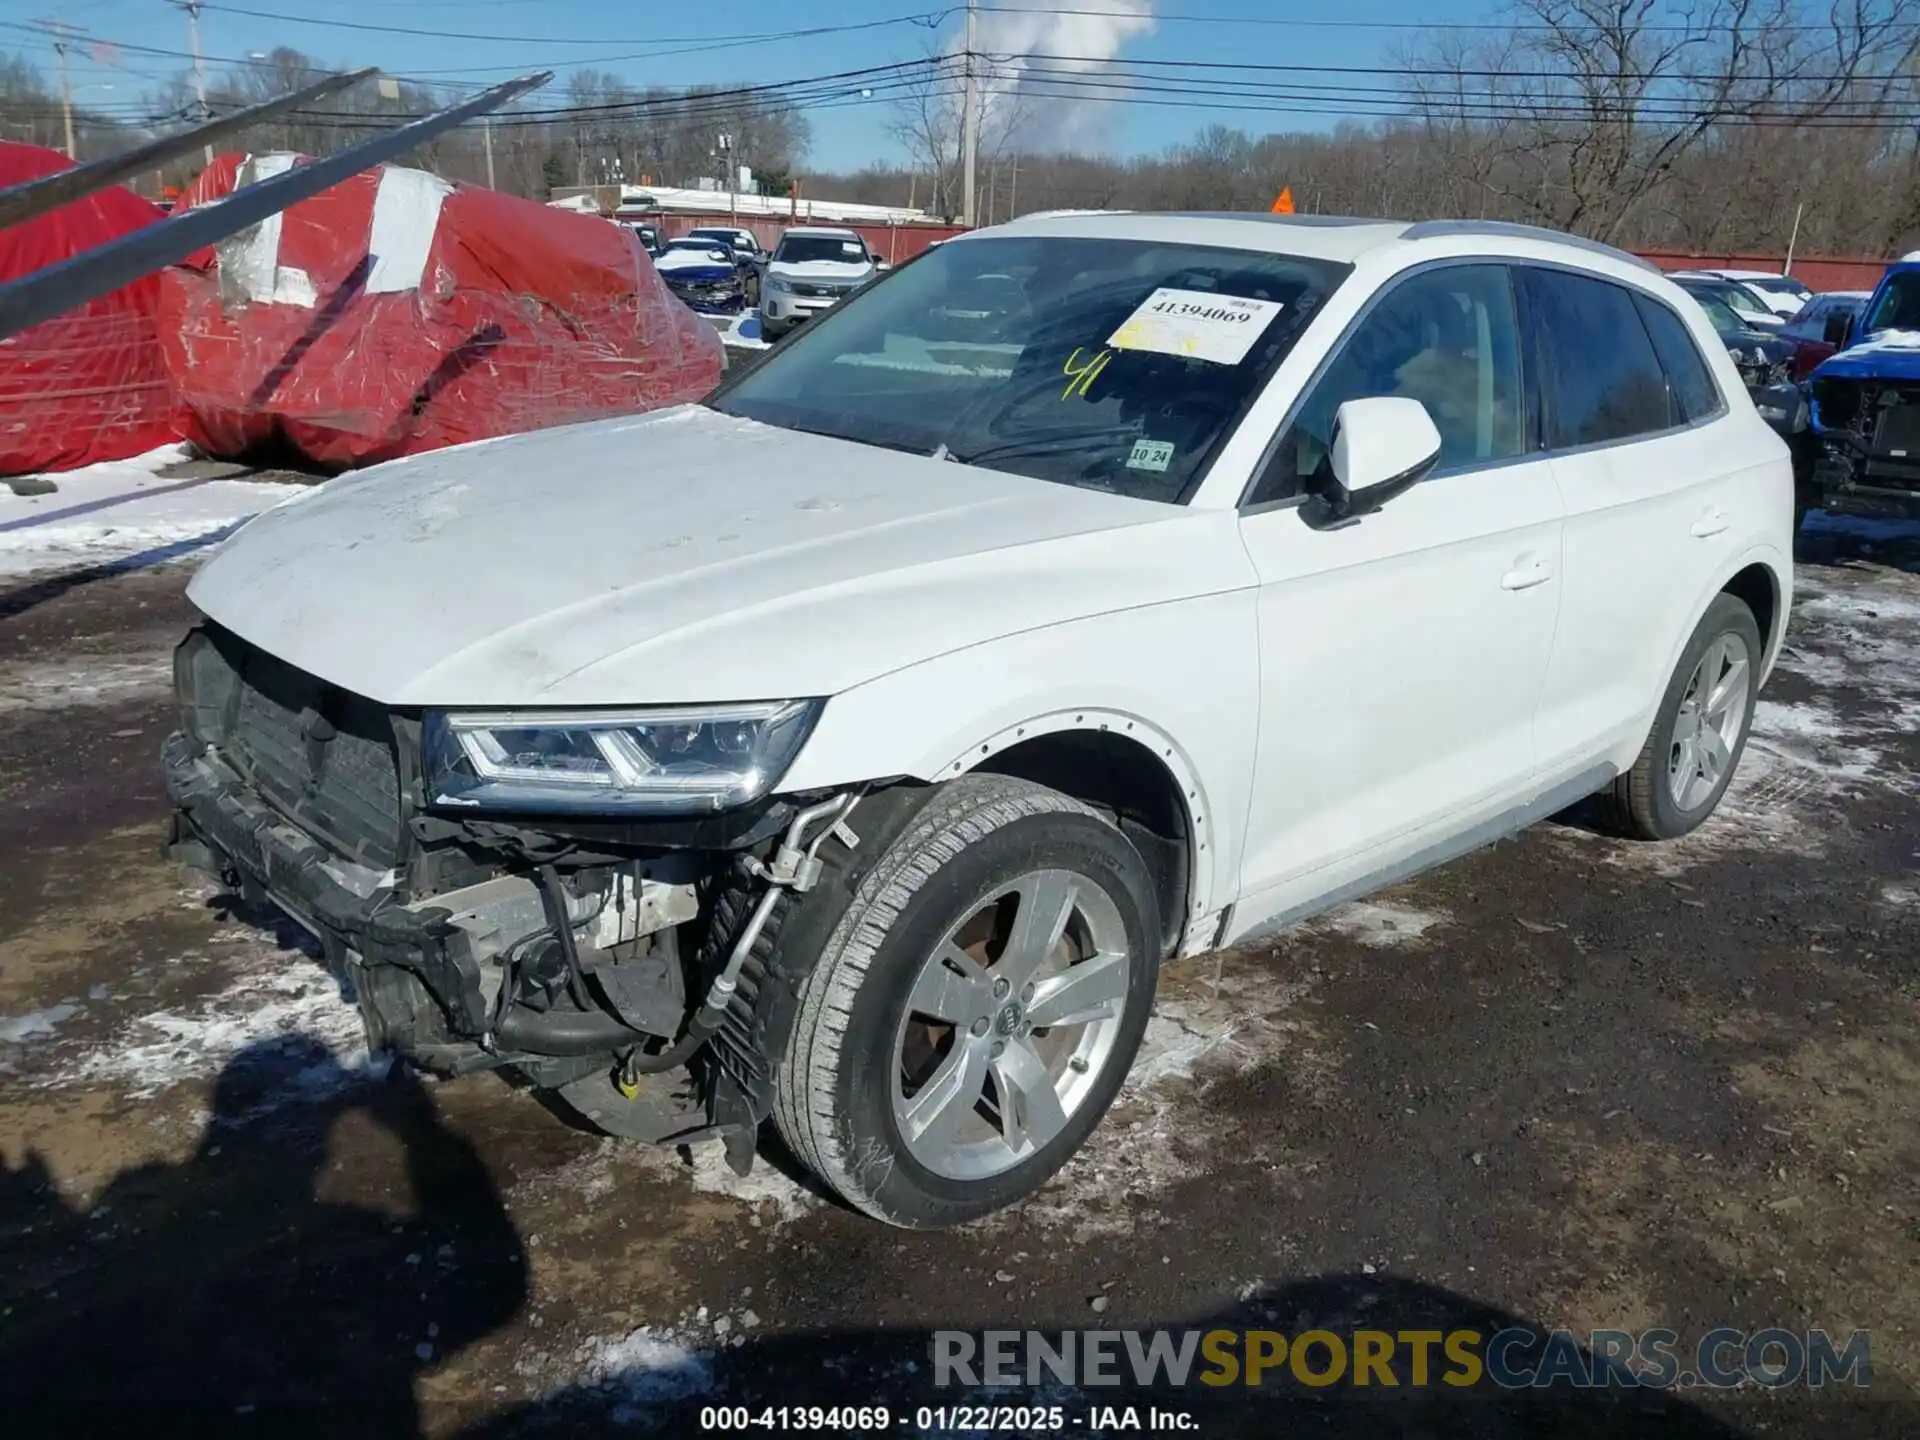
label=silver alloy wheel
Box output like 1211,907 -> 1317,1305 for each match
1667,632 -> 1752,810
890,868 -> 1132,1181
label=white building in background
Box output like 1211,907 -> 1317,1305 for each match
610,185 -> 930,226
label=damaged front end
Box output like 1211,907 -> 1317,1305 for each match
162,623 -> 864,1170
1808,374 -> 1920,520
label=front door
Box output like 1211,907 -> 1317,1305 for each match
1233,262 -> 1564,908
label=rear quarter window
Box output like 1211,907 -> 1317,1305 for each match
1632,292 -> 1723,426
1523,268 -> 1673,448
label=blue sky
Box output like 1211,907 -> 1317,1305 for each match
2,0 -> 1519,171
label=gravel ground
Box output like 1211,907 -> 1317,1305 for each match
0,515 -> 1914,1439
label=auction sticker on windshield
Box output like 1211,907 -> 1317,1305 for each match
1108,288 -> 1284,365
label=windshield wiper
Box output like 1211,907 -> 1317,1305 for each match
940,428 -> 1127,466
768,418 -> 935,457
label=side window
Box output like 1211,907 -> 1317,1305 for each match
1633,292 -> 1723,426
1252,264 -> 1526,504
1524,269 -> 1672,448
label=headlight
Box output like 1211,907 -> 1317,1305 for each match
766,274 -> 794,294
423,701 -> 821,815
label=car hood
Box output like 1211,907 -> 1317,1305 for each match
771,259 -> 873,282
1813,328 -> 1920,383
656,249 -> 735,271
187,407 -> 1242,707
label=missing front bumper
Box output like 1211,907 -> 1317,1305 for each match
163,731 -> 688,1076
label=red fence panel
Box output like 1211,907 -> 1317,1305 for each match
1635,249 -> 1890,294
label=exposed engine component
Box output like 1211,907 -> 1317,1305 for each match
1810,378 -> 1920,503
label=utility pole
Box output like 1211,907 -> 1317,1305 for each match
166,1 -> 213,165
34,19 -> 83,158
482,114 -> 496,190
961,0 -> 980,227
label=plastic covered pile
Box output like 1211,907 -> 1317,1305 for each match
158,153 -> 724,469
0,141 -> 177,476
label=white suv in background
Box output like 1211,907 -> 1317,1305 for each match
1695,267 -> 1814,320
761,226 -> 879,338
166,213 -> 1792,1229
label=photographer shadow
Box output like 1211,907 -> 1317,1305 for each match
0,1036 -> 528,1439
462,1272 -> 1764,1439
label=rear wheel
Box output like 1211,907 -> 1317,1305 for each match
1601,593 -> 1762,840
773,775 -> 1159,1229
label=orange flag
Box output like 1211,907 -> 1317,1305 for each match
1271,186 -> 1296,214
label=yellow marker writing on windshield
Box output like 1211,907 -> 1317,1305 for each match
1061,346 -> 1111,400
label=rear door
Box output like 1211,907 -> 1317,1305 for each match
1524,267 -> 1749,776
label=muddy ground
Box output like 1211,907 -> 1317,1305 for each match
0,516 -> 1915,1439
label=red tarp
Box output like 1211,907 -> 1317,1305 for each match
158,153 -> 725,469
0,141 -> 177,475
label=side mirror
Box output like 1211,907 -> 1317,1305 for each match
1303,396 -> 1443,529
1823,311 -> 1855,348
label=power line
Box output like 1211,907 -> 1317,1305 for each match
198,4 -> 952,48
977,4 -> 1920,35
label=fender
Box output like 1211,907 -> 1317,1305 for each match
778,590 -> 1262,922
1671,539 -> 1792,681
1612,537 -> 1791,772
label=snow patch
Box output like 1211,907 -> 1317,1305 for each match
1752,699 -> 1852,744
1316,900 -> 1450,949
1011,957 -> 1324,1238
0,1002 -> 81,1044
27,947 -> 372,1101
569,1326 -> 715,1423
0,653 -> 171,714
684,1141 -> 816,1217
1,447 -> 301,578
712,311 -> 768,350
1844,327 -> 1920,356
514,1131 -> 818,1225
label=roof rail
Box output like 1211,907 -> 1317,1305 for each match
1401,219 -> 1659,273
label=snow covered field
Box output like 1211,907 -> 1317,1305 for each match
0,445 -> 300,580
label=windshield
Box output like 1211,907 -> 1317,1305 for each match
690,230 -> 746,249
1863,273 -> 1920,334
777,235 -> 870,265
1682,278 -> 1759,315
666,240 -> 730,258
711,235 -> 1347,503
1743,275 -> 1809,299
1687,291 -> 1748,337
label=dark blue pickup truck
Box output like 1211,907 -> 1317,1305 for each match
1804,256 -> 1920,526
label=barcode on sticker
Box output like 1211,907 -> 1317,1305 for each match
1109,287 -> 1284,366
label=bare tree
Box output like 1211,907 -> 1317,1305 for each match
1409,0 -> 1919,242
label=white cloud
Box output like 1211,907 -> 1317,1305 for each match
972,1 -> 1157,150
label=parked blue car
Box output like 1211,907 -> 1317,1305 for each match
651,237 -> 749,316
1805,256 -> 1920,526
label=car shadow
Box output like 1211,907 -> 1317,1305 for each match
1794,509 -> 1920,574
458,1273 -> 1774,1439
0,1036 -> 529,1438
0,521 -> 249,623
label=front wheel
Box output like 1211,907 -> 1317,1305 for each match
773,775 -> 1160,1228
1601,592 -> 1762,840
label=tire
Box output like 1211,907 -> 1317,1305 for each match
1599,593 -> 1763,841
773,774 -> 1160,1229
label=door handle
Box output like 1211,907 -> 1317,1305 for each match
1690,510 -> 1730,538
1500,558 -> 1554,591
